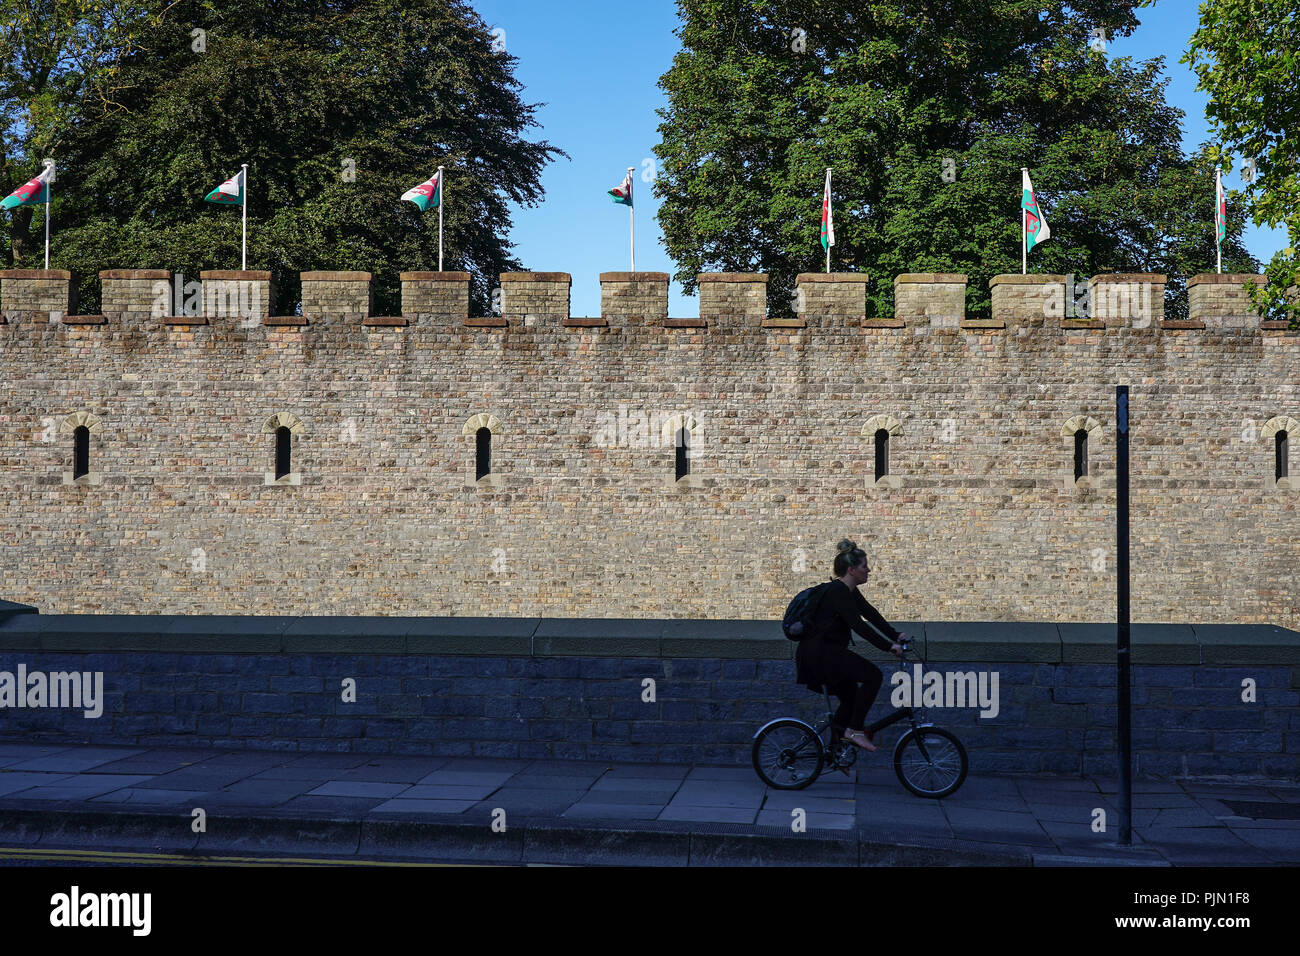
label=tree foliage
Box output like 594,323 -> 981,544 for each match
1182,0 -> 1300,327
2,0 -> 565,315
653,0 -> 1256,319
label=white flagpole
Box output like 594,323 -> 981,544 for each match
628,167 -> 635,271
438,165 -> 445,272
42,159 -> 54,270
1022,208 -> 1027,276
241,163 -> 248,270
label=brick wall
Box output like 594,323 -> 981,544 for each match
1,612 -> 1296,779
0,268 -> 1296,629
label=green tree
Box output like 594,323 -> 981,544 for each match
0,0 -> 154,262
4,0 -> 565,315
1181,0 -> 1300,327
654,0 -> 1255,319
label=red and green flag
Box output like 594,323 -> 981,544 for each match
402,171 -> 442,211
820,169 -> 835,250
1021,168 -> 1050,252
1215,168 -> 1226,246
1,166 -> 52,209
608,169 -> 633,207
204,169 -> 245,205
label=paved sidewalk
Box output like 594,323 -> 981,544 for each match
1,742 -> 1296,865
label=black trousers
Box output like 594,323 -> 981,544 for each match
826,657 -> 884,732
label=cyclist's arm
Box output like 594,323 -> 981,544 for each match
852,590 -> 902,651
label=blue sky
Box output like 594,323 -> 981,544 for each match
468,0 -> 1286,318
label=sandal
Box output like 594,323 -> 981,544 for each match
843,729 -> 877,752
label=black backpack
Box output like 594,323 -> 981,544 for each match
782,581 -> 834,641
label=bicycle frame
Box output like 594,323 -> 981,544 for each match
779,641 -> 936,755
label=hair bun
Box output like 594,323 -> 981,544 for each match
835,538 -> 858,553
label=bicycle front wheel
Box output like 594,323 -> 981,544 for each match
893,726 -> 968,798
752,719 -> 824,790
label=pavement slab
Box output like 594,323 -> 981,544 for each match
369,799 -> 478,814
5,749 -> 146,773
0,772 -> 75,797
754,809 -> 854,830
309,781 -> 412,799
6,774 -> 154,800
661,805 -> 760,824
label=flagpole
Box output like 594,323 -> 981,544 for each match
42,159 -> 53,270
438,165 -> 445,272
628,166 -> 635,272
1022,208 -> 1027,276
241,163 -> 248,270
825,168 -> 832,273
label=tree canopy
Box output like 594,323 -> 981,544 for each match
1182,0 -> 1300,327
1,0 -> 565,315
653,0 -> 1257,319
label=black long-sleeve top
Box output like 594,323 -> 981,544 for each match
811,579 -> 900,653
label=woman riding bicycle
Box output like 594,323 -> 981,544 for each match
795,539 -> 907,752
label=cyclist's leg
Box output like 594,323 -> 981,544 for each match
825,678 -> 856,735
846,658 -> 884,732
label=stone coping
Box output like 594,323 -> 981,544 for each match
61,314 -> 107,325
894,273 -> 967,285
0,611 -> 1294,662
1187,274 -> 1264,286
599,272 -> 669,282
563,317 -> 607,327
399,272 -> 470,281
362,316 -> 408,327
696,273 -> 768,283
795,273 -> 871,283
265,315 -> 309,326
99,269 -> 169,280
989,274 -> 1068,286
1089,273 -> 1167,284
300,271 -> 371,281
0,269 -> 72,279
500,272 -> 571,283
762,318 -> 805,328
200,270 -> 271,280
664,318 -> 707,328
161,315 -> 209,326
466,317 -> 508,327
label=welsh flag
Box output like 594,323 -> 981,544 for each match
1215,167 -> 1226,247
1,166 -> 53,210
820,169 -> 835,249
608,169 -> 633,207
1021,168 -> 1050,252
402,171 -> 442,211
204,169 -> 245,205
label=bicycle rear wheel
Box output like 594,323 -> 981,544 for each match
752,719 -> 824,790
893,726 -> 968,798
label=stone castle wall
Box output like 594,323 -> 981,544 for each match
1,267 -> 1296,628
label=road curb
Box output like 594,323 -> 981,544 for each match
0,804 -> 1054,865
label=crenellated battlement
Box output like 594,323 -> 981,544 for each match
3,268 -> 1292,333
